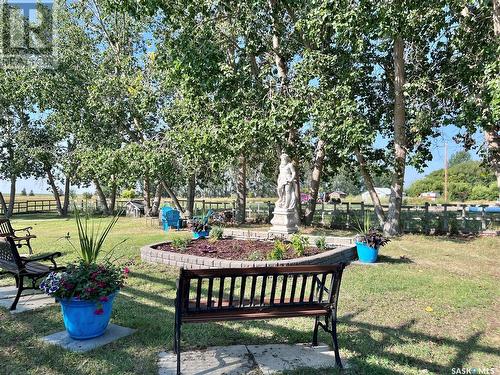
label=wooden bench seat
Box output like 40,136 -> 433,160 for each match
174,264 -> 346,374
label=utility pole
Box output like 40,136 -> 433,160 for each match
444,142 -> 448,202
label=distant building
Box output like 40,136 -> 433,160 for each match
328,191 -> 347,200
361,188 -> 391,202
125,200 -> 145,218
420,191 -> 440,201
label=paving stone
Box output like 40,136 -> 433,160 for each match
247,343 -> 343,374
0,286 -> 55,313
41,323 -> 136,353
158,345 -> 256,375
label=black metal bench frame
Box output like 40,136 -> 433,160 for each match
174,263 -> 346,375
0,236 -> 64,310
0,218 -> 37,254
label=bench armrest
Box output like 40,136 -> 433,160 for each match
13,226 -> 33,236
21,252 -> 62,268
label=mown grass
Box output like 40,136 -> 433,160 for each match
0,214 -> 499,374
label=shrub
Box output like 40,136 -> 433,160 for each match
315,236 -> 327,251
20,188 -> 27,196
121,189 -> 136,199
171,236 -> 190,252
28,190 -> 35,196
267,240 -> 287,260
290,234 -> 309,256
247,251 -> 262,261
209,226 -> 224,241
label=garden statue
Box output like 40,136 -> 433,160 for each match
276,153 -> 297,209
269,153 -> 299,235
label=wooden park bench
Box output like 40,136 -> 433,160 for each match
0,237 -> 64,311
174,264 -> 346,375
0,218 -> 37,254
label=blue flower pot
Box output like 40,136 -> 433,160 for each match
59,292 -> 117,340
193,230 -> 210,239
355,242 -> 379,263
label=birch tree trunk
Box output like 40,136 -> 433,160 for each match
354,149 -> 386,225
383,36 -> 407,236
185,174 -> 196,219
62,175 -> 71,216
304,139 -> 325,225
486,0 -> 500,195
163,182 -> 185,213
268,0 -> 302,220
144,175 -> 151,215
6,176 -> 16,218
236,154 -> 247,224
94,178 -> 109,214
46,168 -> 63,216
109,177 -> 117,214
150,182 -> 163,217
0,192 -> 7,215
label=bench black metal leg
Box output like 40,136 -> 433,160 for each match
312,316 -> 319,346
10,276 -> 24,311
26,239 -> 33,255
176,326 -> 181,375
330,312 -> 342,369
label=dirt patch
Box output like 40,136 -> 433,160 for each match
154,238 -> 327,261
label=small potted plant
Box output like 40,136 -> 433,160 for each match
40,209 -> 128,340
191,220 -> 211,239
354,215 -> 390,263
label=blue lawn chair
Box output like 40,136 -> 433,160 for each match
161,206 -> 181,231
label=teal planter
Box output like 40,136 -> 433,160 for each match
59,292 -> 117,340
355,242 -> 379,263
193,230 -> 210,239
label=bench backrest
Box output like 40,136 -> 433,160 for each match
0,237 -> 23,272
177,264 -> 346,315
0,219 -> 14,237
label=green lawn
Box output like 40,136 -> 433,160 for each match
1,215 -> 499,374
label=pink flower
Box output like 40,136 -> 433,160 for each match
94,308 -> 104,315
99,296 -> 109,302
97,281 -> 106,288
123,267 -> 130,275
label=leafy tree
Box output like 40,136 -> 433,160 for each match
449,151 -> 472,167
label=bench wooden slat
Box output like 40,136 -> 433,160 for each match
259,275 -> 267,306
249,275 -> 257,306
279,274 -> 288,304
290,274 -> 298,303
299,275 -> 307,303
195,278 -> 202,310
182,265 -> 345,278
309,274 -> 317,303
228,277 -> 235,307
207,278 -> 214,308
239,276 -> 246,307
269,275 -> 277,306
218,277 -> 225,308
182,305 -> 329,323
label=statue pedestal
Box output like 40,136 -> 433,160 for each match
269,207 -> 299,235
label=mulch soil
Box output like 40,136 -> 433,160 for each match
155,238 -> 324,261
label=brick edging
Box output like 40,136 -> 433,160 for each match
140,242 -> 356,269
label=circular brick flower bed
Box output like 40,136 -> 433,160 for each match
141,237 -> 356,269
